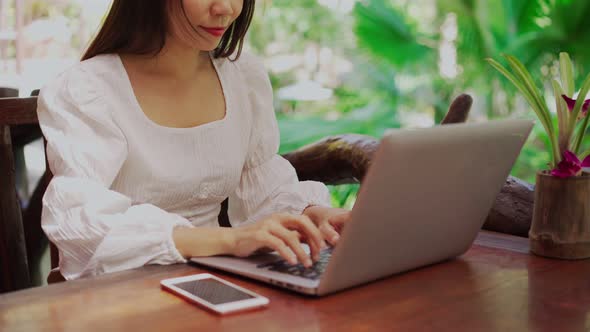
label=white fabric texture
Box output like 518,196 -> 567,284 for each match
38,52 -> 331,280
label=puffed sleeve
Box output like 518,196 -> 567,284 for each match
228,53 -> 332,226
38,65 -> 192,280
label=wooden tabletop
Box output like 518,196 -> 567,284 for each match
1,231 -> 589,332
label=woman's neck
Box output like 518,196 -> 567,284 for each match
124,36 -> 211,81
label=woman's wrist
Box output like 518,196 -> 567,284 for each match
173,226 -> 237,258
302,205 -> 324,225
222,227 -> 238,256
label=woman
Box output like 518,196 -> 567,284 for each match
38,0 -> 351,280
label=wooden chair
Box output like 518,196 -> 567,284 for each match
0,88 -> 31,202
0,96 -> 45,292
0,87 -> 18,98
0,94 -> 534,293
0,88 -> 27,201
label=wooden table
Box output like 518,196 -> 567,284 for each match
1,231 -> 589,332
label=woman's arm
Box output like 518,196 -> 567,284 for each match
172,227 -> 233,258
227,53 -> 339,249
39,65 -> 192,279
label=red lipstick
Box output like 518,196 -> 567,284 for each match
200,26 -> 226,37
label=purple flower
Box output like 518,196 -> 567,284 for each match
561,95 -> 590,117
551,150 -> 590,178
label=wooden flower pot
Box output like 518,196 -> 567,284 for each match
529,171 -> 590,259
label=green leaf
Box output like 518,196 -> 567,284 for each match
503,55 -> 552,124
486,57 -> 558,166
552,79 -> 569,155
353,0 -> 433,69
571,72 -> 590,153
486,59 -> 541,117
503,54 -> 559,163
560,52 -> 575,97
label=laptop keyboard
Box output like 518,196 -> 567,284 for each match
256,247 -> 333,280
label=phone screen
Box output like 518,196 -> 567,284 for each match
173,278 -> 255,305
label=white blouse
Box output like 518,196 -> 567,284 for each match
38,52 -> 331,280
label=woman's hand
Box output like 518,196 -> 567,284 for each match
303,206 -> 352,246
228,213 -> 325,267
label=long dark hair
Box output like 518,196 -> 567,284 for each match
82,0 -> 255,61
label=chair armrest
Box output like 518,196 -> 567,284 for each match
282,134 -> 378,185
483,176 -> 535,237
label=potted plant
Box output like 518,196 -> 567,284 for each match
487,53 -> 590,259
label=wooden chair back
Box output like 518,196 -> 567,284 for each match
0,96 -> 37,292
0,96 -> 60,291
0,87 -> 18,98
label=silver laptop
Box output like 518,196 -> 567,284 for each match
191,119 -> 533,296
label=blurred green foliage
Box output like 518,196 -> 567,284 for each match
248,0 -> 590,206
18,0 -> 587,205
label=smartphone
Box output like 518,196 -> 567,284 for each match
160,273 -> 269,314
